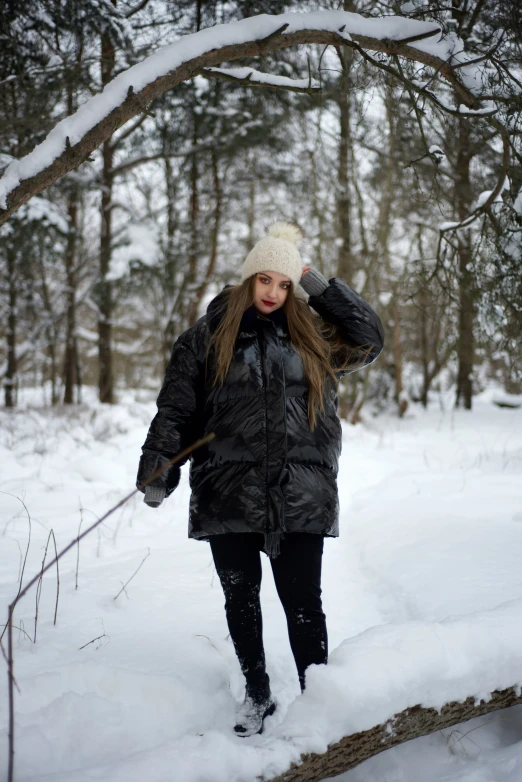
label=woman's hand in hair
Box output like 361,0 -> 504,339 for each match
301,265 -> 312,278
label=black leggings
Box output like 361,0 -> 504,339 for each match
209,532 -> 327,695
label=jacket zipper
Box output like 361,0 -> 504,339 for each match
258,327 -> 270,533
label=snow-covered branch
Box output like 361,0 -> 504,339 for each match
201,66 -> 320,93
439,131 -> 511,235
2,9 -> 504,226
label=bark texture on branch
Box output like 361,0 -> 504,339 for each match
1,19 -> 490,227
267,686 -> 522,782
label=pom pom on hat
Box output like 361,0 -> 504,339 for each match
265,221 -> 304,247
240,220 -> 306,292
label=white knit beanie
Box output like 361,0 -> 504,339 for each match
240,221 -> 307,296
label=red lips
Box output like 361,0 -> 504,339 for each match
262,300 -> 275,307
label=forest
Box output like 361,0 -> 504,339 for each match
1,0 -> 521,418
2,4 -> 522,782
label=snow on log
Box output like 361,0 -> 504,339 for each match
262,599 -> 522,781
268,687 -> 522,781
1,9 -> 497,226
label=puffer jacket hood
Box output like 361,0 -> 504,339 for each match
137,277 -> 384,554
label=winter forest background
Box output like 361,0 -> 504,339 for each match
2,0 -> 521,417
2,3 -> 522,782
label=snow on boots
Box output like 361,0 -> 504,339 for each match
234,693 -> 277,737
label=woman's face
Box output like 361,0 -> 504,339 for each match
252,270 -> 291,314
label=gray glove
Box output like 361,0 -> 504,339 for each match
300,267 -> 329,297
144,485 -> 166,508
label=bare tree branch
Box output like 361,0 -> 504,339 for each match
439,131 -> 510,234
110,111 -> 150,150
125,0 -> 151,18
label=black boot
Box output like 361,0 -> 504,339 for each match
234,690 -> 276,737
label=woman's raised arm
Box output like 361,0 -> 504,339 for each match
300,267 -> 385,373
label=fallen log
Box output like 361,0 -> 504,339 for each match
269,685 -> 522,782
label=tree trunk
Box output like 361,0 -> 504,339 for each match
455,118 -> 474,410
246,156 -> 256,252
308,117 -> 325,273
63,52 -> 81,405
5,251 -> 17,408
98,7 -> 117,404
456,230 -> 474,409
182,7 -> 204,329
188,144 -> 222,325
162,149 -> 179,368
336,41 -> 354,285
48,337 -> 58,405
375,79 -> 406,417
268,686 -> 522,782
98,151 -> 114,404
392,293 -> 407,416
420,276 -> 429,408
184,107 -> 200,327
37,246 -> 59,405
63,190 -> 79,404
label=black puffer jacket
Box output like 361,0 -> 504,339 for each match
136,277 -> 384,546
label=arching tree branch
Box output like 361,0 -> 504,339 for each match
2,11 -> 501,226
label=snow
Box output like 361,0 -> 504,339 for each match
458,100 -> 498,116
0,11 -> 442,209
204,67 -> 318,90
0,196 -> 68,236
286,601 -> 522,750
109,223 -> 159,279
1,388 -> 522,781
514,186 -> 522,217
410,33 -> 484,97
473,189 -> 503,211
490,390 -> 522,408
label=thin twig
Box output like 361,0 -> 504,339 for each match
50,530 -> 60,625
78,634 -> 108,650
14,539 -> 23,586
7,606 -> 14,781
1,624 -> 32,643
0,492 -> 32,617
75,509 -> 83,591
113,549 -> 150,601
34,531 -> 53,643
116,581 -> 129,600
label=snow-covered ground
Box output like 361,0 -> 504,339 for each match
1,387 -> 522,782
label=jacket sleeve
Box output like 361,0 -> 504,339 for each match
136,334 -> 203,497
306,276 -> 385,379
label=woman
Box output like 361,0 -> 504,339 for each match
136,221 -> 384,737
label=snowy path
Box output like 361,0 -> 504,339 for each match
1,389 -> 522,781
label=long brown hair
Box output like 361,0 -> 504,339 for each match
205,276 -> 373,430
